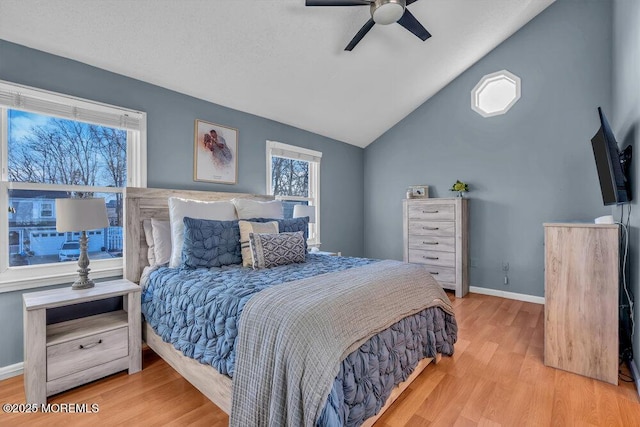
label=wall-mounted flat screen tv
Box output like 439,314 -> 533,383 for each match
591,107 -> 632,205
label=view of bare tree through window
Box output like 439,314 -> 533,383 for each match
7,110 -> 126,266
271,157 -> 309,197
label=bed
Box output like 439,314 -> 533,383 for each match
124,187 -> 457,426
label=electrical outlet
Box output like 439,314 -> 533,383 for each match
502,261 -> 509,272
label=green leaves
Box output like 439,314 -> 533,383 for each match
450,180 -> 469,192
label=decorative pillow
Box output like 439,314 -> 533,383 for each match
238,220 -> 279,267
181,217 -> 242,268
142,219 -> 156,266
151,219 -> 172,266
249,231 -> 306,269
275,217 -> 309,240
232,198 -> 283,220
168,197 -> 237,268
248,217 -> 310,249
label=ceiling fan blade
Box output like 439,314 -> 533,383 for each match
397,9 -> 431,41
345,19 -> 375,51
306,0 -> 370,6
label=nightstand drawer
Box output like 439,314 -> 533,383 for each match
423,265 -> 456,283
47,326 -> 128,381
407,203 -> 455,221
408,249 -> 455,267
408,235 -> 455,252
408,221 -> 455,237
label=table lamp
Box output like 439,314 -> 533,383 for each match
55,198 -> 109,290
292,205 -> 316,224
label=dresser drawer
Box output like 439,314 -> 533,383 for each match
47,326 -> 128,381
408,221 -> 455,237
423,265 -> 456,284
408,249 -> 456,267
408,203 -> 455,221
408,235 -> 455,253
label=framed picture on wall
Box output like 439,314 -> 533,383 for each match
194,119 -> 238,184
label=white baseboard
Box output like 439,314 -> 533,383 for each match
469,286 -> 545,305
0,362 -> 23,380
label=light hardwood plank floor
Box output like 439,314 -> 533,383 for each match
1,292 -> 638,426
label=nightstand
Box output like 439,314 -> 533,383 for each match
22,279 -> 141,404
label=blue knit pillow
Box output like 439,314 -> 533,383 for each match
181,217 -> 241,268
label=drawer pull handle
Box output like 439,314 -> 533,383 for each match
429,272 -> 439,275
422,210 -> 439,214
423,256 -> 439,260
422,227 -> 440,230
79,339 -> 102,350
423,241 -> 439,245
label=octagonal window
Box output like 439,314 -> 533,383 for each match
471,70 -> 521,117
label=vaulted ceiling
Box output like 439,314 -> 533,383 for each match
0,0 -> 555,147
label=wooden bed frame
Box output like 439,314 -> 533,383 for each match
124,187 -> 439,426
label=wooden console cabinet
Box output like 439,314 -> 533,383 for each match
543,223 -> 619,384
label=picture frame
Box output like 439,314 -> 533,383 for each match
194,120 -> 238,184
408,185 -> 429,199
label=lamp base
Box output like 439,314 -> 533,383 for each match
71,276 -> 95,290
71,230 -> 95,290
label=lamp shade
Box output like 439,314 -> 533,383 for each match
55,198 -> 109,232
293,205 -> 316,224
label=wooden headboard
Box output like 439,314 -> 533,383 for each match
123,187 -> 274,284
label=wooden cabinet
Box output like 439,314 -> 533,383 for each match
543,223 -> 619,385
23,279 -> 141,404
403,198 -> 469,297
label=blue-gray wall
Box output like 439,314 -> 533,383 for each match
0,39 -> 365,367
363,0 -> 613,297
613,0 -> 640,380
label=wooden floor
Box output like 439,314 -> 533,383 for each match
2,292 -> 639,426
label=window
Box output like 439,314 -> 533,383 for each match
0,81 -> 146,291
266,141 -> 322,247
40,202 -> 53,218
471,70 -> 521,117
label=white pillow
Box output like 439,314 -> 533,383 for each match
142,219 -> 156,266
232,198 -> 283,220
151,219 -> 172,266
168,197 -> 237,267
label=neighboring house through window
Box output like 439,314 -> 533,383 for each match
0,81 -> 147,291
266,140 -> 322,247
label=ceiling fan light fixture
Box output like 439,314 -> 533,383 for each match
371,0 -> 405,25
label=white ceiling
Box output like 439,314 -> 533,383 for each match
0,0 -> 554,148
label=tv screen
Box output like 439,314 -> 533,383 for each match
591,107 -> 632,205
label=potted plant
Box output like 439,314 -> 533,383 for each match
450,180 -> 469,197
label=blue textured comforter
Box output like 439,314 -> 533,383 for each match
141,254 -> 457,426
142,254 -> 377,376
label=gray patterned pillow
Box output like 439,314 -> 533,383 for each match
249,231 -> 306,269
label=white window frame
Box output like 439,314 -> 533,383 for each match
266,140 -> 322,247
0,80 -> 147,293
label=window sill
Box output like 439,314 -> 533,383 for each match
0,265 -> 123,294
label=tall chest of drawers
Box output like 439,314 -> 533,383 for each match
403,198 -> 469,297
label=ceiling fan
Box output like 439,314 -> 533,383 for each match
306,0 -> 431,51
